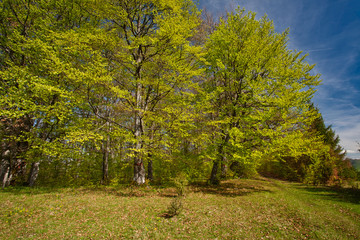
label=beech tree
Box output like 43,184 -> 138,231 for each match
203,9 -> 321,184
0,0 -> 108,186
92,0 -> 203,184
2,1 -> 354,187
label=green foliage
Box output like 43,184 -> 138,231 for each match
229,160 -> 258,179
0,1 -> 344,187
350,159 -> 360,171
303,106 -> 357,185
203,8 -> 320,184
259,104 -> 359,185
172,173 -> 189,196
166,196 -> 183,217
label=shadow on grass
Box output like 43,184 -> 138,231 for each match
0,182 -> 163,197
159,212 -> 175,219
190,180 -> 272,197
0,186 -> 65,195
295,185 -> 360,204
0,184 -> 181,198
47,181 -> 272,198
79,185 -> 174,198
0,179 -> 274,198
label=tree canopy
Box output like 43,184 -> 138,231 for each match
0,0 -> 357,187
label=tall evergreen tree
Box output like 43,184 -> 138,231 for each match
305,105 -> 353,184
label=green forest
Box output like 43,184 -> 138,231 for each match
1,0 -> 359,188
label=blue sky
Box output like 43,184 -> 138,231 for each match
197,0 -> 360,159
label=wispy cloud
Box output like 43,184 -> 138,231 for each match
306,48 -> 333,53
309,94 -> 360,158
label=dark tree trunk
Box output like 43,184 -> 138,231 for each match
147,157 -> 153,181
147,125 -> 155,182
28,162 -> 40,187
210,133 -> 229,185
210,160 -> 220,185
102,148 -> 109,184
210,145 -> 224,185
102,133 -> 110,184
0,161 -> 7,188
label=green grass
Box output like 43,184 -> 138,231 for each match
1,178 -> 359,239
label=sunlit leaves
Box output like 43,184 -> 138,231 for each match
203,8 -> 322,180
0,1 -> 335,186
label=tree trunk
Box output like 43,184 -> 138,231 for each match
102,145 -> 109,184
211,156 -> 227,184
210,160 -> 220,185
134,119 -> 145,184
210,133 -> 229,185
133,113 -> 145,184
133,82 -> 145,184
132,41 -> 146,185
28,162 -> 40,187
134,159 -> 145,184
102,133 -> 110,184
0,161 -> 7,188
221,162 -> 227,179
147,157 -> 153,181
210,144 -> 224,185
1,150 -> 12,188
1,166 -> 11,188
147,124 -> 155,182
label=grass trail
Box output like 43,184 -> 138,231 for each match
0,178 -> 359,239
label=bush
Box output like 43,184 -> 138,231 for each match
167,197 -> 183,217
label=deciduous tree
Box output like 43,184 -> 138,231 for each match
203,9 -> 320,184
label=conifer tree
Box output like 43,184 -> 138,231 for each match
305,105 -> 355,184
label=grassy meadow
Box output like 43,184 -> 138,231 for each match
1,178 -> 359,239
